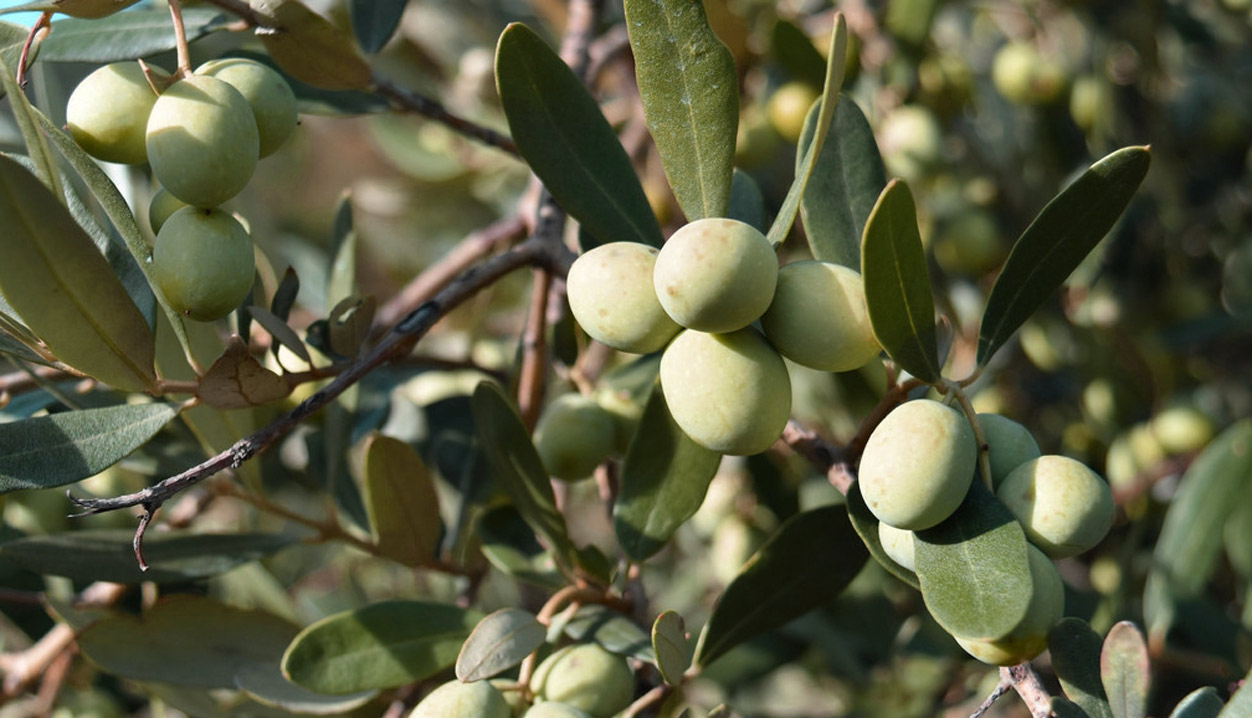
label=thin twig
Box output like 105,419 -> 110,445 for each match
374,79 -> 519,156
778,421 -> 855,495
168,0 -> 192,77
969,673 -> 1012,718
622,683 -> 672,718
517,267 -> 552,430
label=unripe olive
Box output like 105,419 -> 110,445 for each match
992,42 -> 1067,106
67,62 -> 169,165
933,210 -> 1005,276
766,81 -> 820,145
530,644 -> 634,718
152,207 -> 255,321
759,261 -> 880,372
523,704 -> 593,718
735,107 -> 781,169
566,242 -> 680,353
593,387 -> 644,455
877,521 -> 916,572
653,218 -> 778,333
147,187 -> 188,235
1069,74 -> 1110,132
997,455 -> 1115,558
977,413 -> 1041,490
1150,406 -> 1214,455
659,328 -> 791,456
858,400 -> 976,531
409,679 -> 511,718
954,545 -> 1063,665
711,514 -> 766,585
196,58 -> 298,157
878,104 -> 942,183
146,74 -> 260,207
532,394 -> 618,481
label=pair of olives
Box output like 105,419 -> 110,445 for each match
66,58 -> 298,321
564,217 -> 880,459
861,399 -> 1115,664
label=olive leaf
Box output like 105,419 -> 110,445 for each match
251,0 -> 373,91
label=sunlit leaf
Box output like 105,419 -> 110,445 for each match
39,9 -> 229,62
234,663 -> 376,716
1218,665 -> 1252,718
860,179 -> 940,383
1049,618 -> 1114,718
625,0 -> 737,220
562,605 -> 654,662
0,55 -> 61,197
282,600 -> 479,694
695,505 -> 867,667
977,146 -> 1150,365
455,608 -> 546,682
652,611 -> 691,685
1101,621 -> 1149,718
252,0 -> 372,91
359,432 -> 441,567
495,22 -> 661,248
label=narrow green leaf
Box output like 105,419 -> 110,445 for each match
359,433 -> 441,567
625,0 -> 737,220
271,266 -> 301,321
914,480 -> 1033,640
40,9 -> 229,63
613,384 -> 721,561
563,605 -> 654,662
0,56 -> 62,198
1100,621 -> 1150,718
496,23 -> 662,248
1218,664 -> 1252,718
349,0 -> 405,53
977,146 -> 1150,364
0,403 -> 176,493
471,381 -> 574,567
0,530 -> 292,584
250,305 -> 310,366
1049,618 -> 1114,718
455,608 -> 546,682
845,479 -> 920,589
282,601 -> 480,694
234,663 -> 376,716
1144,420 -> 1252,641
652,611 -> 692,685
860,179 -> 940,383
766,14 -> 847,246
1168,687 -> 1223,718
799,95 -> 886,268
78,596 -> 299,689
695,505 -> 868,667
0,21 -> 38,98
327,191 -> 356,311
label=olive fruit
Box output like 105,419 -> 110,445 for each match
409,679 -> 511,718
858,400 -> 976,530
659,328 -> 791,456
523,704 -> 593,718
767,81 -> 820,145
196,58 -> 298,157
992,42 -> 1067,106
759,261 -> 880,372
532,394 -> 618,481
566,242 -> 680,353
152,207 -> 255,321
711,514 -> 766,585
878,104 -> 942,183
530,643 -> 634,717
932,210 -> 1004,276
996,455 -> 1115,558
877,521 -> 916,572
954,545 -> 1063,665
146,74 -> 260,207
977,413 -> 1041,489
653,218 -> 778,333
1150,406 -> 1214,455
147,187 -> 187,235
67,62 -> 169,165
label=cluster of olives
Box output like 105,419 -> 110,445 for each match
561,217 -> 879,462
410,642 -> 634,718
66,57 -> 298,321
859,399 -> 1116,664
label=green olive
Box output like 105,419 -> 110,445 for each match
977,413 -> 1041,490
566,242 -> 680,353
409,679 -> 511,718
522,704 -> 593,718
759,260 -> 880,372
878,104 -> 942,183
147,187 -> 188,235
67,62 -> 169,165
992,42 -> 1067,106
858,399 -> 976,530
532,394 -> 618,481
933,210 -> 1004,276
996,455 -> 1115,558
530,644 -> 634,718
653,218 -> 778,333
877,521 -> 916,571
659,328 -> 791,456
196,57 -> 298,157
1150,406 -> 1214,455
954,545 -> 1063,665
152,207 -> 255,321
711,514 -> 767,585
767,81 -> 820,145
146,74 -> 260,207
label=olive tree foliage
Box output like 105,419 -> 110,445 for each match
0,0 -> 1249,716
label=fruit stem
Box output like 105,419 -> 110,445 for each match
167,0 -> 192,78
944,380 -> 995,492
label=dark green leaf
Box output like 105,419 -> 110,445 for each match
234,663 -> 377,716
845,479 -> 920,589
1101,621 -> 1150,718
471,381 -> 573,568
78,595 -> 299,688
766,15 -> 847,246
799,95 -> 886,268
0,403 -> 177,494
1144,420 -> 1252,640
563,605 -> 654,662
977,146 -> 1150,364
613,384 -> 721,561
652,611 -> 691,685
282,601 -> 480,694
771,20 -> 826,87
695,505 -> 868,667
726,169 -> 766,233
914,480 -> 1033,640
1049,618 -> 1114,718
271,267 -> 301,321
250,305 -> 311,366
327,192 -> 357,311
860,179 -> 940,383
40,9 -> 230,63
1053,698 -> 1094,718
455,608 -> 546,682
349,0 -> 406,53
478,505 -> 565,589
496,23 -> 661,248
1168,687 -> 1223,718
359,433 -> 441,567
0,530 -> 293,584
0,56 -> 61,198
625,0 -> 737,220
